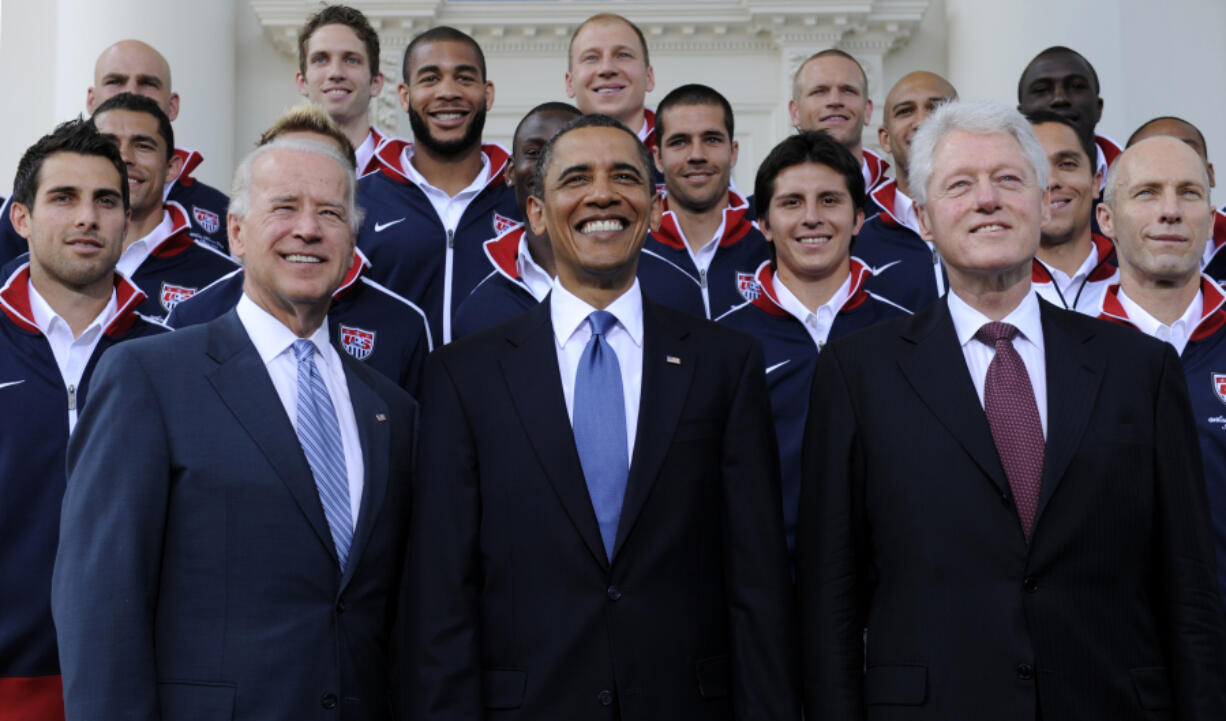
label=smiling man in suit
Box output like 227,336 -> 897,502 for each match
52,137 -> 417,721
796,99 -> 1226,720
403,114 -> 798,720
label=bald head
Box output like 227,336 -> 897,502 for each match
878,71 -> 957,190
87,40 -> 179,121
1128,116 -> 1215,188
1103,136 -> 1210,209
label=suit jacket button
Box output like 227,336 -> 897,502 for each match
607,586 -> 622,601
1000,492 -> 1012,507
597,689 -> 614,706
335,599 -> 347,614
1016,664 -> 1034,680
321,692 -> 338,709
1023,577 -> 1039,593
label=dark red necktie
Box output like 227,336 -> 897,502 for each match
975,322 -> 1045,541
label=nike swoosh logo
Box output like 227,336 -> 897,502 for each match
873,260 -> 902,274
374,218 -> 405,232
766,360 -> 790,374
0,380 -> 25,390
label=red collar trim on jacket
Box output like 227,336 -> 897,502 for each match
358,126 -> 388,177
147,202 -> 196,258
0,263 -> 148,337
639,107 -> 658,153
652,190 -> 753,251
749,256 -> 872,317
1031,233 -> 1117,283
863,148 -> 891,191
869,178 -> 902,227
1095,133 -> 1123,169
482,224 -> 527,282
333,247 -> 370,299
372,138 -> 510,191
170,147 -> 205,187
1098,275 -> 1226,341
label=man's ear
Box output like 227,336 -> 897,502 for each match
167,92 -> 180,122
648,191 -> 664,233
227,213 -> 246,261
295,72 -> 310,99
397,83 -> 411,113
503,161 -> 514,187
862,98 -> 874,128
526,195 -> 548,237
370,72 -> 385,98
1095,202 -> 1115,239
10,202 -> 32,240
916,202 -> 935,243
166,152 -> 185,186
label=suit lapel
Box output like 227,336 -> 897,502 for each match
339,356 -> 391,589
897,301 -> 1009,496
1033,303 -> 1103,529
205,311 -> 339,566
500,302 -> 610,570
612,300 -> 693,559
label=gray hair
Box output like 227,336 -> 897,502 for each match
908,99 -> 1049,206
229,137 -> 364,235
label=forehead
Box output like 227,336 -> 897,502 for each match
659,102 -> 728,134
408,39 -> 480,75
1023,53 -> 1094,84
1033,121 -> 1086,157
95,43 -> 169,82
932,130 -> 1031,175
772,161 -> 849,195
549,126 -> 644,174
307,23 -> 368,58
798,55 -> 865,89
93,108 -> 162,138
1120,139 -> 1207,186
518,110 -> 577,141
35,152 -> 122,196
251,149 -> 348,195
887,74 -> 954,107
571,19 -> 645,59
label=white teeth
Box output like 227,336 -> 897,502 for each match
285,254 -> 322,264
797,236 -> 831,245
581,219 -> 625,234
596,87 -> 621,95
325,89 -> 348,96
972,224 -> 1006,233
434,112 -> 463,120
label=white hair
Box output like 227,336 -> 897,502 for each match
908,99 -> 1049,206
229,137 -> 364,234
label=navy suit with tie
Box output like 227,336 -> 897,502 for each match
52,310 -> 416,721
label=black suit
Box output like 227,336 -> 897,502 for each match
402,295 -> 798,720
52,311 -> 416,721
796,297 -> 1226,721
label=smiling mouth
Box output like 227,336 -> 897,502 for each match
67,237 -> 104,249
580,219 -> 627,234
796,234 -> 832,245
284,253 -> 324,264
324,88 -> 351,98
594,85 -> 625,95
1049,198 -> 1071,211
971,223 -> 1010,233
820,114 -> 850,124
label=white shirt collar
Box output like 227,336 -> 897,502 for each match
772,269 -> 853,321
236,293 -> 332,364
28,278 -> 117,340
1116,286 -> 1203,355
892,184 -> 921,236
401,144 -> 491,198
550,277 -> 644,350
515,234 -> 554,302
948,285 -> 1045,354
116,208 -> 175,278
1040,241 -> 1099,289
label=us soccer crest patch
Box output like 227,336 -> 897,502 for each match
1212,372 -> 1226,406
340,325 -> 376,361
492,212 -> 518,235
160,282 -> 196,312
192,206 -> 220,234
736,272 -> 761,302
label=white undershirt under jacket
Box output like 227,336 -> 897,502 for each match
1117,287 -> 1202,357
772,271 -> 853,350
28,281 -> 117,432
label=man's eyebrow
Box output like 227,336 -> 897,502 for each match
93,188 -> 123,201
611,161 -> 645,179
43,185 -> 80,196
556,163 -> 592,180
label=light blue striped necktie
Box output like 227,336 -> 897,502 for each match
293,339 -> 352,570
572,310 -> 629,560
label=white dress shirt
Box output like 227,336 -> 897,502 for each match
1037,243 -> 1098,305
516,234 -> 554,302
891,183 -> 923,238
947,288 -> 1048,438
772,271 -> 853,350
116,209 -> 174,279
236,294 -> 365,529
551,278 -> 644,464
401,145 -> 491,232
28,281 -> 117,432
1117,287 -> 1202,356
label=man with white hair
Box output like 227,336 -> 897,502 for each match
796,99 -> 1226,720
52,137 -> 418,721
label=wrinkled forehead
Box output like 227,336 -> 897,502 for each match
1118,138 -> 1210,189
546,126 -> 651,185
95,42 -> 171,86
932,130 -> 1031,178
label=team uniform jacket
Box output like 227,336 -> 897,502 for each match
451,223 -> 543,339
1098,275 -> 1226,612
717,258 -> 909,550
0,263 -> 167,721
165,147 -> 230,254
166,249 -> 432,395
856,179 -> 946,313
122,202 -> 239,320
1089,134 -> 1124,236
638,191 -> 769,319
1032,232 -> 1119,315
357,126 -> 387,178
355,139 -> 517,345
1200,206 -> 1226,283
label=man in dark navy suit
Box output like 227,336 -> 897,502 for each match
52,136 -> 416,721
403,114 -> 798,720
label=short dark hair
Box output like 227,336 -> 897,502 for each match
654,84 -> 734,149
403,26 -> 486,84
1017,45 -> 1101,101
568,13 -> 650,69
1127,115 -> 1209,156
794,49 -> 868,98
533,114 -> 654,199
1026,109 -> 1097,173
91,92 -> 175,161
13,118 -> 129,211
513,102 -> 582,155
754,130 -> 864,223
297,5 -> 381,79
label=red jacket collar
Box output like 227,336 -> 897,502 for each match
640,107 -> 657,153
749,256 -> 873,317
1095,133 -> 1123,169
1098,274 -> 1226,341
372,138 -> 510,191
0,262 -> 148,337
482,225 -> 527,282
333,247 -> 370,299
146,202 -> 196,258
1031,233 -> 1117,283
868,178 -> 915,229
358,126 -> 387,177
863,148 -> 890,191
652,190 -> 754,251
170,147 -> 205,187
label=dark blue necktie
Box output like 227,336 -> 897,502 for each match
572,310 -> 629,560
293,339 -> 353,569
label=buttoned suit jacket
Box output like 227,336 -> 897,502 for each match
796,297 -> 1226,721
52,309 -> 417,721
402,294 -> 799,720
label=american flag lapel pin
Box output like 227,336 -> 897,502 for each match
666,355 -> 682,366
375,413 -> 387,422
